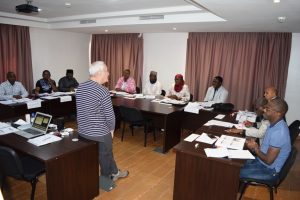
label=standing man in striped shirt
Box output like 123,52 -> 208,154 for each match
76,61 -> 129,182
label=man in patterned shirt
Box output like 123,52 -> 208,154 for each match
0,72 -> 28,100
76,61 -> 128,183
115,69 -> 136,94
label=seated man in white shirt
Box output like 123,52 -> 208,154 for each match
0,72 -> 28,100
204,76 -> 228,103
143,71 -> 162,95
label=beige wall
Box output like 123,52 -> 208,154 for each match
30,28 -> 90,88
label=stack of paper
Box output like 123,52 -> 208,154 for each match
144,95 -> 155,99
28,134 -> 62,146
184,102 -> 201,114
214,135 -> 246,150
204,148 -> 255,159
236,110 -> 257,123
160,98 -> 186,105
196,133 -> 218,144
204,120 -> 234,128
134,94 -> 145,98
0,122 -> 19,135
184,133 -> 200,142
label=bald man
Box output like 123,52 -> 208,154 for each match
264,86 -> 278,101
0,72 -> 28,100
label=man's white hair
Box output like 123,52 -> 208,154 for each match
89,61 -> 106,76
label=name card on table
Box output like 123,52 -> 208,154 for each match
60,95 -> 72,102
26,99 -> 42,109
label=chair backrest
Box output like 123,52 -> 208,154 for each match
0,145 -> 24,179
119,106 -> 144,123
136,87 -> 141,94
190,93 -> 193,101
288,120 -> 300,145
278,147 -> 297,184
161,90 -> 166,96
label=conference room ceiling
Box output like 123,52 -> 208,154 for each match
0,0 -> 299,33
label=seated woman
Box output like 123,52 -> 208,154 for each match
35,70 -> 58,95
167,74 -> 190,101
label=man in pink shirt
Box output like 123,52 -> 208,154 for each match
115,69 -> 136,94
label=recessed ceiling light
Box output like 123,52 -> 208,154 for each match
173,27 -> 177,30
105,30 -> 108,32
278,16 -> 286,23
273,0 -> 280,3
65,2 -> 72,8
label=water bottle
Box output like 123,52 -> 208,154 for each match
30,113 -> 35,124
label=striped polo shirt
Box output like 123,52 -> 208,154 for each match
76,80 -> 115,137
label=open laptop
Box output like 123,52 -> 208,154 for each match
15,112 -> 52,139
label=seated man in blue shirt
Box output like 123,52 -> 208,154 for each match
0,72 -> 28,100
240,98 -> 291,182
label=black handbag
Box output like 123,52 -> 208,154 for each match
212,103 -> 234,112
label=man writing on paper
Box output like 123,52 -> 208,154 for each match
240,98 -> 291,182
0,72 -> 28,100
204,76 -> 228,103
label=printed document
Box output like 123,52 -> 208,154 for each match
0,122 -> 19,135
184,133 -> 200,142
196,133 -> 218,144
27,134 -> 62,146
215,135 -> 245,150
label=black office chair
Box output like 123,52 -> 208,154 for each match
118,106 -> 156,147
0,145 -> 45,200
239,147 -> 297,200
136,87 -> 141,94
161,90 -> 166,96
288,120 -> 300,145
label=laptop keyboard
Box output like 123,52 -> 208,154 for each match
24,128 -> 42,135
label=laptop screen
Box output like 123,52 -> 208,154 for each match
32,112 -> 52,132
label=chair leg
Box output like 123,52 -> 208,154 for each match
153,127 -> 156,141
121,122 -> 125,141
268,186 -> 274,200
238,181 -> 248,200
30,178 -> 38,200
144,124 -> 148,147
130,125 -> 134,136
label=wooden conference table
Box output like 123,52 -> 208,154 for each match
173,114 -> 246,200
111,96 -> 183,153
0,132 -> 99,200
0,95 -> 76,121
0,95 -> 221,153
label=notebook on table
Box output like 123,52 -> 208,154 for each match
15,112 -> 52,139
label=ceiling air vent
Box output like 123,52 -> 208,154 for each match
80,19 -> 96,24
139,15 -> 164,20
